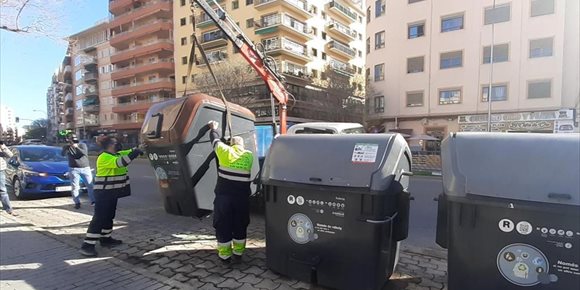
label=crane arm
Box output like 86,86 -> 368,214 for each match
192,0 -> 290,133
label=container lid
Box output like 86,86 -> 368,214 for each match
441,132 -> 580,206
261,134 -> 411,191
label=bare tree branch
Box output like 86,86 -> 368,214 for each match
0,0 -> 64,38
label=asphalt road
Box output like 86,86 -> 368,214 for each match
99,159 -> 444,250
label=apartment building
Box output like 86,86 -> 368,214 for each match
109,0 -> 175,144
45,52 -> 74,143
173,0 -> 366,122
69,21 -> 110,139
366,0 -> 579,138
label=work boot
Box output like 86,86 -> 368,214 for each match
100,237 -> 123,247
79,243 -> 97,257
74,203 -> 81,209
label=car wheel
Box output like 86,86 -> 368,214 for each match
12,178 -> 24,200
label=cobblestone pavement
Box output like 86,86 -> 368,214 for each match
1,196 -> 448,290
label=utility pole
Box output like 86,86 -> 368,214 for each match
486,0 -> 497,132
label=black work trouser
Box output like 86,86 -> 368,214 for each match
213,194 -> 250,243
84,190 -> 118,245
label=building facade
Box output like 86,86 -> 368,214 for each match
45,52 -> 74,143
366,0 -> 579,138
173,0 -> 366,122
109,0 -> 175,144
69,21 -> 110,139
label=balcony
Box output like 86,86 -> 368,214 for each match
112,98 -> 171,113
63,65 -> 72,77
262,37 -> 310,62
200,30 -> 228,49
328,58 -> 355,76
196,51 -> 227,66
64,93 -> 73,104
112,78 -> 175,97
195,10 -> 219,28
255,14 -> 312,41
109,0 -> 133,14
110,20 -> 172,47
84,116 -> 100,127
82,57 -> 97,68
110,0 -> 172,28
112,118 -> 146,130
328,1 -> 358,23
83,105 -> 100,113
255,0 -> 312,20
327,21 -> 356,41
280,61 -> 311,82
111,40 -> 174,64
84,72 -> 98,83
84,85 -> 98,97
112,59 -> 174,81
328,39 -> 356,59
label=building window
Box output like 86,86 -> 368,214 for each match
322,32 -> 327,40
246,0 -> 253,5
180,37 -> 187,46
358,50 -> 362,58
311,69 -> 318,78
321,11 -> 326,20
484,3 -> 511,25
439,88 -> 461,105
311,6 -> 318,15
408,0 -> 425,3
366,68 -> 371,82
367,6 -> 371,23
312,27 -> 317,36
529,37 -> 553,58
374,63 -> 385,81
312,48 -> 318,57
246,18 -> 254,28
440,51 -> 463,69
180,17 -> 186,26
322,52 -> 327,60
375,0 -> 385,17
375,31 -> 385,49
482,84 -> 508,102
374,96 -> 384,113
441,14 -> 464,32
180,0 -> 186,6
366,38 -> 370,54
483,43 -> 509,63
181,56 -> 188,65
407,56 -> 424,73
528,80 -> 552,99
232,0 -> 239,9
358,33 -> 362,40
406,91 -> 424,107
182,76 -> 187,84
408,22 -> 425,39
531,0 -> 554,17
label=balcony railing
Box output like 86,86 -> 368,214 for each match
113,78 -> 173,90
111,19 -> 171,38
116,118 -> 146,124
195,9 -> 219,27
329,58 -> 355,75
328,40 -> 356,57
114,59 -> 173,72
263,37 -> 308,58
112,39 -> 173,56
327,21 -> 356,39
196,51 -> 227,65
258,14 -> 309,34
84,72 -> 98,82
281,62 -> 308,78
110,0 -> 170,19
256,0 -> 310,13
201,30 -> 227,43
116,98 -> 172,107
64,93 -> 73,103
329,1 -> 358,21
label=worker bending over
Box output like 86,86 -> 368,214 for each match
208,121 -> 254,264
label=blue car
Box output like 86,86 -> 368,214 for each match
5,145 -> 87,199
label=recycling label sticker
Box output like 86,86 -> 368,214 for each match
352,143 -> 379,163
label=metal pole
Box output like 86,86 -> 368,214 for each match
487,0 -> 496,132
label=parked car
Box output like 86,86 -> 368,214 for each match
5,145 -> 87,199
21,139 -> 43,145
287,122 -> 366,134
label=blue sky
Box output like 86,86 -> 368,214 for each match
0,0 -> 108,130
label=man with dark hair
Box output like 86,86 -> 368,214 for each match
62,134 -> 94,209
79,136 -> 143,257
0,140 -> 16,216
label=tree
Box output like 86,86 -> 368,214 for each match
0,0 -> 63,36
23,118 -> 48,140
191,58 -> 260,107
313,65 -> 364,123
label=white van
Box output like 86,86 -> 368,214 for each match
287,122 -> 366,135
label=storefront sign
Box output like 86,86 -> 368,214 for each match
459,110 -> 576,133
458,110 -> 574,124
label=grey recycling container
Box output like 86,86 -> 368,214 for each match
436,132 -> 580,290
141,93 -> 259,217
262,134 -> 412,290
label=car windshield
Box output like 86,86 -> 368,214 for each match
19,147 -> 67,162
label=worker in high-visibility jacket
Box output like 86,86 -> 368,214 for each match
79,136 -> 143,257
208,121 -> 254,264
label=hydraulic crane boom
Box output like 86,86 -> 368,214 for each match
192,0 -> 290,134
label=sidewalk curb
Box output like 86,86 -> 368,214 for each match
1,214 -> 191,289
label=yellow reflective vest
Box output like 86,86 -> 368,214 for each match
94,150 -> 132,196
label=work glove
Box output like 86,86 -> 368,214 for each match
128,148 -> 143,160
